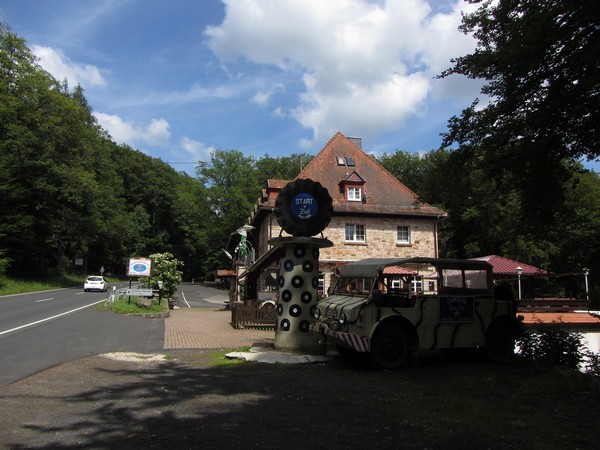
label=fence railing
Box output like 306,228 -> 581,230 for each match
231,302 -> 277,329
518,298 -> 590,313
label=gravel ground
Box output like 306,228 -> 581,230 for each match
1,350 -> 599,450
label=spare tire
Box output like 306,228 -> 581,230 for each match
274,179 -> 333,236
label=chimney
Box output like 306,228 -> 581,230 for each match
348,137 -> 362,149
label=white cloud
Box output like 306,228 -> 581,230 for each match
252,82 -> 284,106
204,0 -> 479,147
94,113 -> 171,148
180,137 -> 215,162
32,45 -> 106,88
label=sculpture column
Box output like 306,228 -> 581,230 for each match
269,236 -> 332,353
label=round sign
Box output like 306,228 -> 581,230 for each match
274,179 -> 333,237
290,193 -> 318,220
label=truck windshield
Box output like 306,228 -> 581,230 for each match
333,277 -> 374,296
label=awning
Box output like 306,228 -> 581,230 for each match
238,246 -> 280,280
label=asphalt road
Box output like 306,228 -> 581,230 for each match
176,282 -> 231,308
0,284 -> 164,387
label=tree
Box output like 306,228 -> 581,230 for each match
255,153 -> 314,185
439,0 -> 600,221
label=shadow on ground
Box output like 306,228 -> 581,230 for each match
1,350 -> 599,449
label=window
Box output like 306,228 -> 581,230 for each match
345,224 -> 365,242
347,187 -> 362,201
442,269 -> 489,290
337,156 -> 345,165
397,226 -> 410,244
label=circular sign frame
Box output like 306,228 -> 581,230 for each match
274,179 -> 333,237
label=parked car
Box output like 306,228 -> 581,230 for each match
312,257 -> 524,369
83,276 -> 108,292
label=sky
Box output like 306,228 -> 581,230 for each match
2,0 -> 597,176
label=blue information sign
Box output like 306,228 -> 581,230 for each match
291,193 -> 318,220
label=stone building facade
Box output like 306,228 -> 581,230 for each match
232,132 -> 447,299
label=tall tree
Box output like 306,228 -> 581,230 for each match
439,0 -> 600,222
196,150 -> 261,275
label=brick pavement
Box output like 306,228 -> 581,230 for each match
164,308 -> 275,349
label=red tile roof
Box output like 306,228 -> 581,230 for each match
521,311 -> 600,327
472,255 -> 549,276
296,132 -> 447,218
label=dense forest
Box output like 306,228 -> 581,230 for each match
1,0 -> 598,297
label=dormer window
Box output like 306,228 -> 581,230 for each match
339,170 -> 366,203
347,186 -> 362,201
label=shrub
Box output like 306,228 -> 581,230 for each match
517,327 -> 600,376
139,252 -> 183,298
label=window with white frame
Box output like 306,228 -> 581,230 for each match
345,224 -> 365,242
347,186 -> 362,201
396,226 -> 410,244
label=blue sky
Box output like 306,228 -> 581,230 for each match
2,0 -> 597,176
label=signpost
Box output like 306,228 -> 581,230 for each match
126,257 -> 154,303
125,288 -> 153,297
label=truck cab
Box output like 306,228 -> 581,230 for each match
312,257 -> 523,369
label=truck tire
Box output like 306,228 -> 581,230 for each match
274,179 -> 333,237
370,326 -> 410,370
484,325 -> 516,364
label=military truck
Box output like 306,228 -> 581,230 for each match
312,257 -> 523,369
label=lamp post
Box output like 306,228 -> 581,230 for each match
516,266 -> 523,300
583,267 -> 590,301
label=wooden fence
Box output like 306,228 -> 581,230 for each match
231,302 -> 277,329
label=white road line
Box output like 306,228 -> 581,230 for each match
181,292 -> 191,308
35,298 -> 54,303
0,299 -> 107,336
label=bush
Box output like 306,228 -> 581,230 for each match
139,252 -> 183,298
517,327 -> 600,376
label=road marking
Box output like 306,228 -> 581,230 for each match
181,292 -> 191,308
0,299 -> 107,336
35,298 -> 54,303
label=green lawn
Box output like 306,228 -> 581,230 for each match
0,274 -> 85,296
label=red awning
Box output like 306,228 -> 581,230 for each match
383,266 -> 416,275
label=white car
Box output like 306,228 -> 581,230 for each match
84,276 -> 108,292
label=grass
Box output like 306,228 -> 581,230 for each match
210,346 -> 252,366
0,273 -> 85,296
103,296 -> 168,314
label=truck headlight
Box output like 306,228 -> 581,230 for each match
339,312 -> 347,325
312,306 -> 321,319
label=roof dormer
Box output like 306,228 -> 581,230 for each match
339,171 -> 365,202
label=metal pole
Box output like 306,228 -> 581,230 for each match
516,266 -> 523,300
583,268 -> 590,301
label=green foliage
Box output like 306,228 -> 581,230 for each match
517,328 -> 600,376
0,273 -> 83,296
139,252 -> 183,298
440,0 -> 600,224
106,296 -> 168,315
518,328 -> 586,369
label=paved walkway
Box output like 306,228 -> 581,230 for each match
164,308 -> 274,349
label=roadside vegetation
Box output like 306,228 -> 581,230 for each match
103,296 -> 168,315
0,273 -> 84,296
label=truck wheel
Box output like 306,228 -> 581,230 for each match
370,326 -> 410,370
274,179 -> 333,237
484,325 -> 515,364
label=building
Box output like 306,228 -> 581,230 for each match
232,132 -> 447,301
